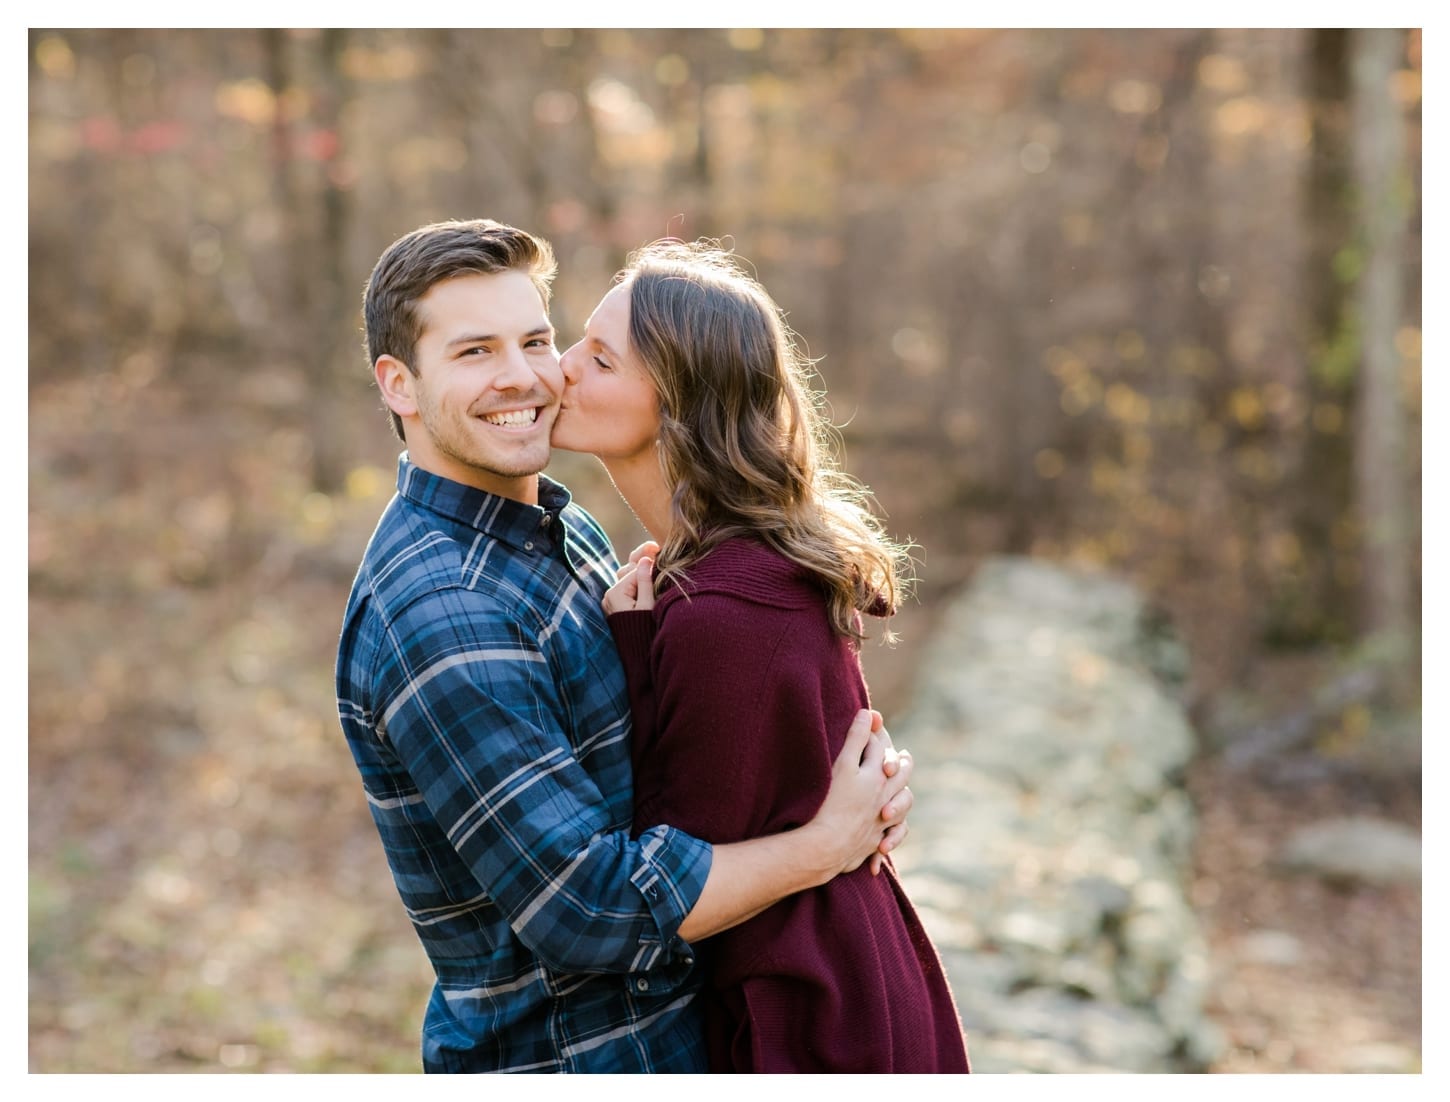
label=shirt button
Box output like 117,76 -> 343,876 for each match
524,541 -> 534,551
636,978 -> 649,992
647,885 -> 660,899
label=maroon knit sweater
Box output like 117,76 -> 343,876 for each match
607,536 -> 970,1073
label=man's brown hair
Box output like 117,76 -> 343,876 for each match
363,219 -> 558,440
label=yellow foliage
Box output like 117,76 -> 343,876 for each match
1115,330 -> 1146,362
1105,383 -> 1151,424
1268,531 -> 1303,567
1229,387 -> 1265,429
1234,445 -> 1277,482
35,35 -> 77,80
1214,97 -> 1270,138
1198,54 -> 1249,94
1123,430 -> 1153,466
1395,326 -> 1421,358
1390,69 -> 1421,106
655,54 -> 690,86
1312,403 -> 1345,434
1109,79 -> 1162,115
214,79 -> 277,126
1035,449 -> 1065,479
340,45 -> 422,82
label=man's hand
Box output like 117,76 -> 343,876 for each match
804,709 -> 915,880
871,725 -> 913,875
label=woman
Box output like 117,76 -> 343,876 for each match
551,240 -> 969,1073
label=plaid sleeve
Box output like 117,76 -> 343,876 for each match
374,583 -> 711,980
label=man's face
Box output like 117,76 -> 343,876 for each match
378,271 -> 563,502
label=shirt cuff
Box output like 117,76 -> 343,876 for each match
626,825 -> 713,994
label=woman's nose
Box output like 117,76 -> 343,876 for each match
559,342 -> 583,385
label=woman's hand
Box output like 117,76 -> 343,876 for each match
603,544 -> 658,615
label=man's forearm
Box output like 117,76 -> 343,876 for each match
677,823 -> 835,942
675,709 -> 908,942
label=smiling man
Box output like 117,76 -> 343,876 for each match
334,219 -> 916,1073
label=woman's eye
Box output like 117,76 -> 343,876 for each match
593,356 -> 611,371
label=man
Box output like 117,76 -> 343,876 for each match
335,219 -> 914,1073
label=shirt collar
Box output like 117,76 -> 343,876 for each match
395,453 -> 572,553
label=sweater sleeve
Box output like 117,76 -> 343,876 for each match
607,608 -> 660,763
633,593 -> 835,845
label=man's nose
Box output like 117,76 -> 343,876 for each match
495,345 -> 548,390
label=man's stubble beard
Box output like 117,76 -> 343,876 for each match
423,400 -> 555,481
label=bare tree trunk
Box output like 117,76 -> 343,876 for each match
265,28 -> 356,493
264,29 -> 311,362
1287,28 -> 1356,646
1349,28 -> 1414,675
307,27 -> 355,493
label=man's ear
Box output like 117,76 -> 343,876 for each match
375,355 -> 417,419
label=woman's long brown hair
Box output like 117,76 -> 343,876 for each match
620,239 -> 913,643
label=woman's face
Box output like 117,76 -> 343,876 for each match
553,282 -> 662,462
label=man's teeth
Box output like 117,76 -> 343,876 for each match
483,408 -> 538,426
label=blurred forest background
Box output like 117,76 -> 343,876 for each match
28,27 -> 1421,1073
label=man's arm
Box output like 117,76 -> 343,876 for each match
606,550 -> 915,944
376,589 -> 711,980
679,709 -> 911,941
378,584 -> 910,975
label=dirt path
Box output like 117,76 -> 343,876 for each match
1187,758 -> 1421,1072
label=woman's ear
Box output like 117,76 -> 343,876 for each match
375,355 -> 417,420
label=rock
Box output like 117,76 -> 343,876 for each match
1055,953 -> 1119,1001
1183,1019 -> 1228,1067
971,1035 -> 1106,1074
1234,929 -> 1305,967
1068,874 -> 1133,924
1276,816 -> 1421,885
1340,1042 -> 1419,1073
994,909 -> 1074,956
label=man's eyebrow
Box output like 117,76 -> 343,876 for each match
445,325 -> 554,349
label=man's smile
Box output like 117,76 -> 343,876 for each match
480,406 -> 542,427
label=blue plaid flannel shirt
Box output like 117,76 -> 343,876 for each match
335,456 -> 712,1072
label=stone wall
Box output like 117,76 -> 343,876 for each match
890,556 -> 1223,1072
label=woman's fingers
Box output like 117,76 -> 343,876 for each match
635,557 -> 656,610
602,569 -> 641,614
628,540 -> 661,568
